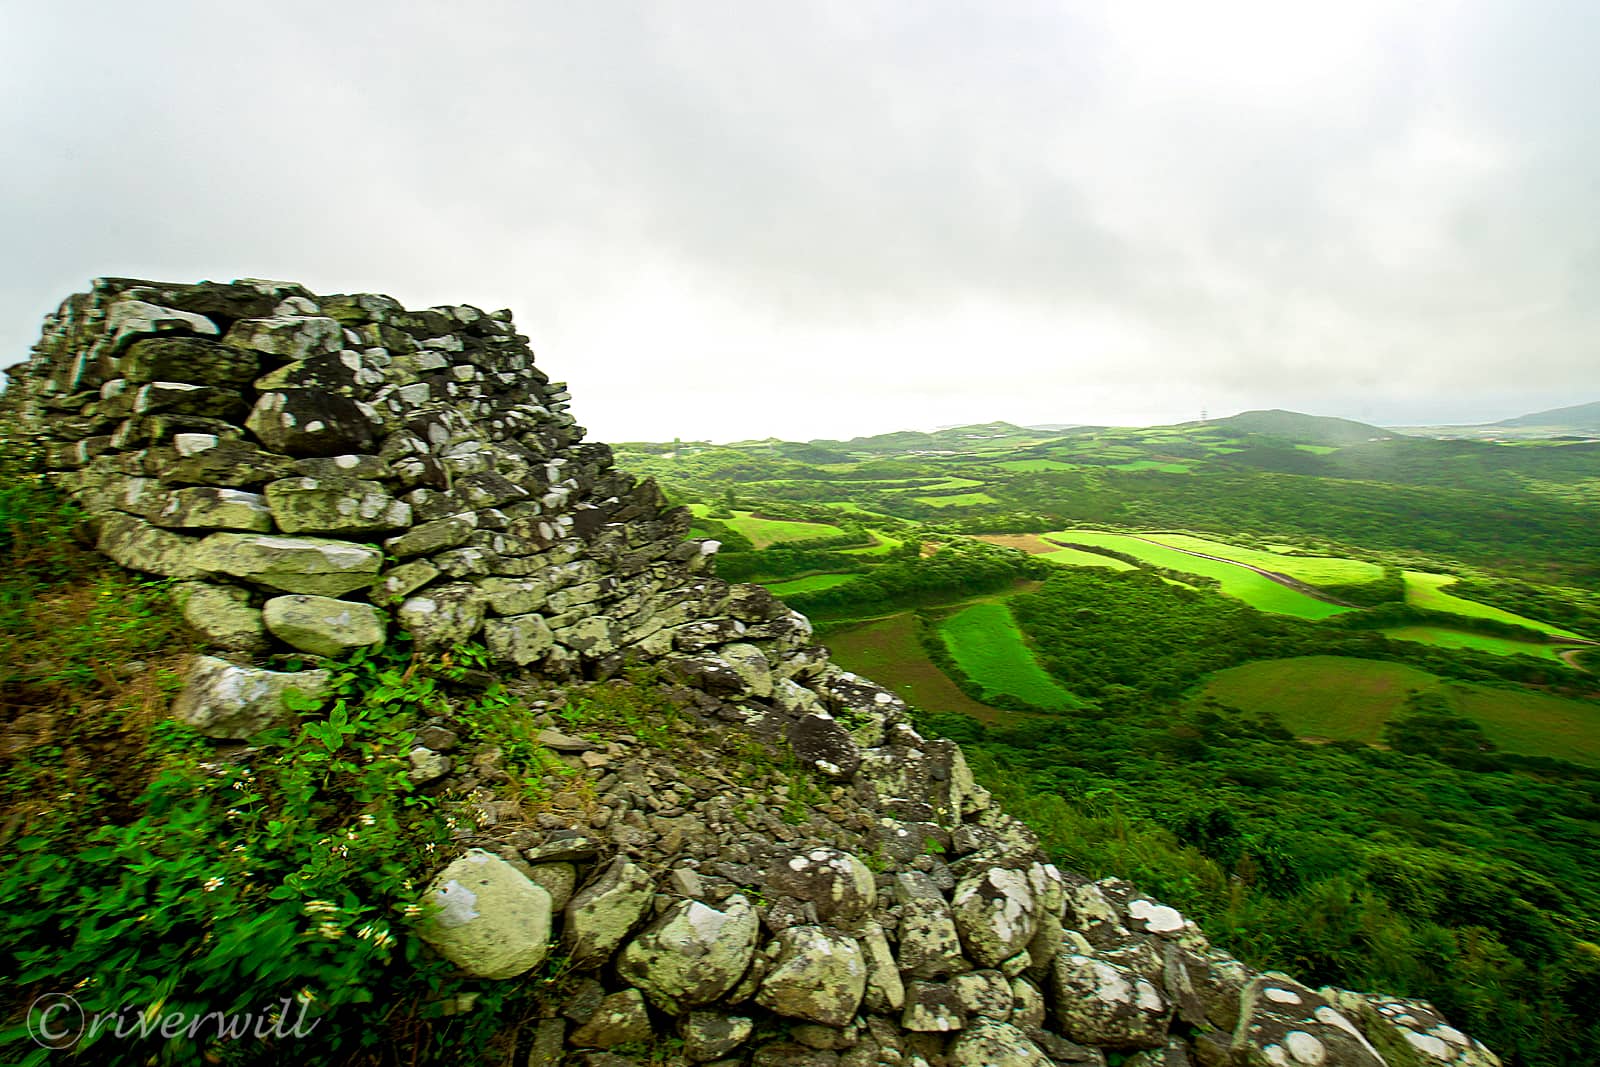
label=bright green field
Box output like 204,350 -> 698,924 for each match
1381,626 -> 1568,662
1294,444 -> 1339,455
764,573 -> 859,596
1145,534 -> 1383,586
994,459 -> 1078,472
916,492 -> 1000,507
1110,460 -> 1191,473
688,506 -> 847,549
1403,571 -> 1581,638
1038,546 -> 1137,571
1049,531 -> 1353,619
1197,655 -> 1600,765
938,602 -> 1083,709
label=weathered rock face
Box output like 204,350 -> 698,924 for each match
0,277 -> 1502,1065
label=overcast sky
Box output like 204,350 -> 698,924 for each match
3,2 -> 1597,442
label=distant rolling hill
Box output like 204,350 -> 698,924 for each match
1496,400 -> 1600,431
1182,409 -> 1401,446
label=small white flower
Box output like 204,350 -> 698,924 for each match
203,876 -> 224,892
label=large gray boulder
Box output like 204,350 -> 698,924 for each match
754,926 -> 867,1028
418,849 -> 553,980
262,595 -> 386,657
171,655 -> 331,739
617,895 -> 760,1014
194,532 -> 383,596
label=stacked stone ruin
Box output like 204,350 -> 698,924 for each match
0,279 -> 1499,1066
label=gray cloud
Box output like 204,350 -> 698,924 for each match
3,1 -> 1596,440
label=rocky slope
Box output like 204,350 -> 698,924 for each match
0,278 -> 1499,1066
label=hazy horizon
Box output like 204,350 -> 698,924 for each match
4,3 -> 1597,442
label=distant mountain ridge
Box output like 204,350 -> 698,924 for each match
1177,408 -> 1400,446
1495,400 -> 1600,430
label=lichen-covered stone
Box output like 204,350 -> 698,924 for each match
106,300 -> 219,353
894,871 -> 966,978
681,1012 -> 753,1063
484,613 -> 554,666
399,583 -> 487,652
764,848 -> 876,923
385,513 -> 477,558
152,486 -> 274,532
262,594 -> 386,657
1050,952 -> 1171,1050
901,980 -> 965,1033
1325,991 -> 1501,1067
224,315 -> 343,361
119,336 -> 259,387
245,389 -> 376,457
171,655 -> 331,739
264,476 -> 410,536
948,1020 -> 1052,1066
1232,976 -> 1386,1067
194,532 -> 383,596
617,895 -> 759,1013
568,988 -> 652,1049
755,926 -> 867,1028
562,857 -> 655,966
171,581 -> 267,652
418,849 -> 552,979
96,512 -> 202,578
859,921 -> 905,1014
951,866 -> 1038,968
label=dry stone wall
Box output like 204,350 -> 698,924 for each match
1,279 -> 1499,1066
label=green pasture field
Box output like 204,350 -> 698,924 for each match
1294,444 -> 1340,455
763,573 -> 860,596
1144,533 -> 1384,586
1038,546 -> 1137,571
825,613 -> 1013,724
938,602 -> 1084,710
1381,626 -> 1569,662
1197,655 -> 1600,765
822,501 -> 886,515
1403,571 -> 1582,638
836,531 -> 901,556
1049,530 -> 1353,619
994,459 -> 1078,472
1199,656 -> 1439,742
915,492 -> 1000,507
890,477 -> 984,493
687,506 -> 848,549
1110,460 -> 1191,473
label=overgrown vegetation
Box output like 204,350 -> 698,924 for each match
0,466 -> 606,1064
